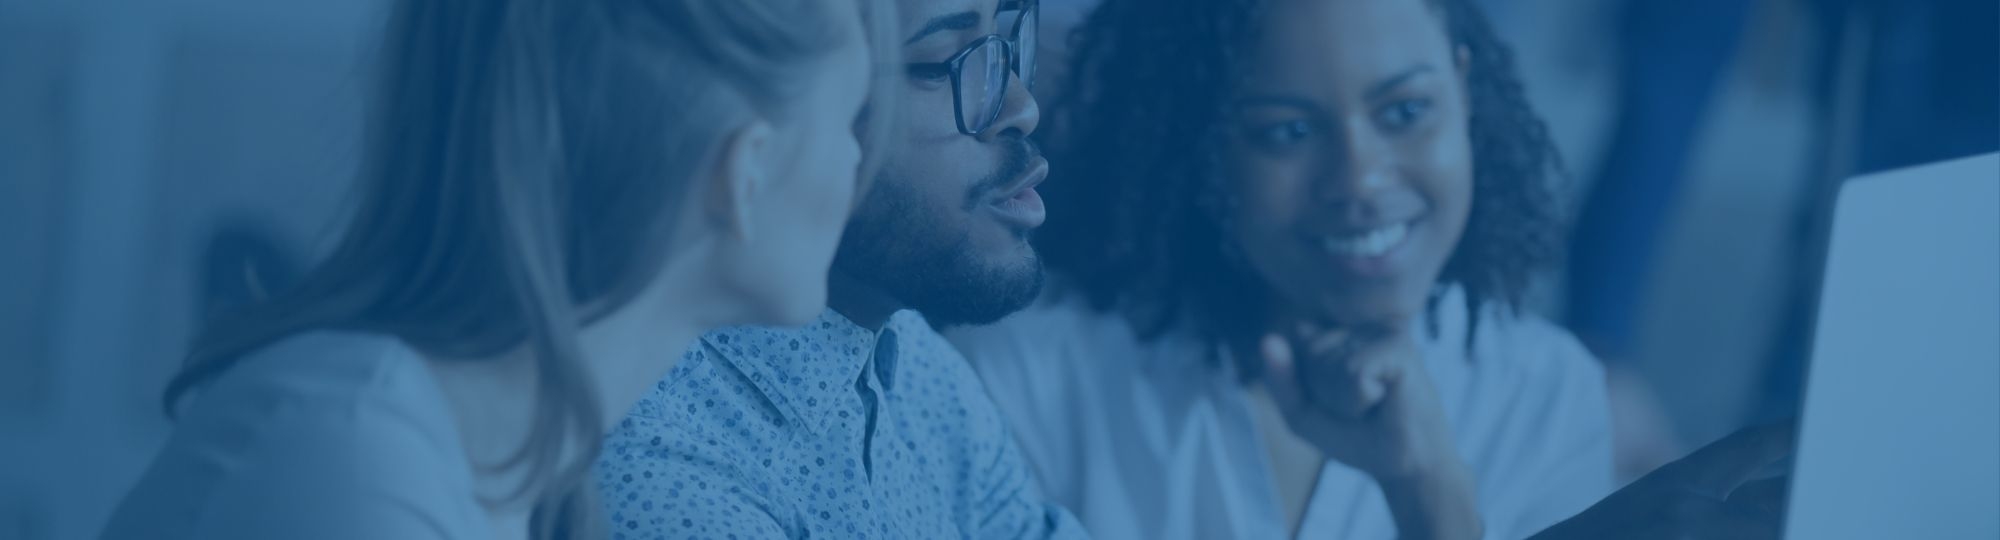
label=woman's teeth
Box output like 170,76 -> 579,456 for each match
1322,222 -> 1409,257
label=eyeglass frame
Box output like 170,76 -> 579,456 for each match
906,0 -> 1039,136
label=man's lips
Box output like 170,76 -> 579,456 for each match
986,156 -> 1049,230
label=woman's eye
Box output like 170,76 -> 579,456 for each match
1375,98 -> 1433,130
1247,119 -> 1315,148
905,63 -> 952,84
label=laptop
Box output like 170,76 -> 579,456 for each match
1785,152 -> 2000,539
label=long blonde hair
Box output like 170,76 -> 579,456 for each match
164,0 -> 901,537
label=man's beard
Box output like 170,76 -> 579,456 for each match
832,139 -> 1045,327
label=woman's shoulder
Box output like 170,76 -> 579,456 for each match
1479,309 -> 1598,371
942,278 -> 1222,414
1428,286 -> 1605,390
944,278 -> 1156,362
188,331 -> 448,430
175,331 -> 466,481
105,331 -> 482,539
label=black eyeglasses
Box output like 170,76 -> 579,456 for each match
908,0 -> 1039,135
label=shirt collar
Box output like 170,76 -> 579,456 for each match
699,308 -> 901,435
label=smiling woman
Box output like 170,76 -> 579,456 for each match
947,0 -> 1606,538
1042,0 -> 1563,354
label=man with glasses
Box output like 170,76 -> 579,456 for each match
592,0 -> 1086,537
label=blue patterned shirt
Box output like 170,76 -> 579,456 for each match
594,309 -> 1086,539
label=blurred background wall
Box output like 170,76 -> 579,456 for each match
1486,0 -> 1997,477
0,0 -> 384,537
1,0 -> 1992,538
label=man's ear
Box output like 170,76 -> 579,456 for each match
707,120 -> 775,242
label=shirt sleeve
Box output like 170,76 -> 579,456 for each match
1478,325 -> 1617,540
925,325 -> 1092,540
945,311 -> 1084,502
967,430 -> 1093,540
595,412 -> 790,540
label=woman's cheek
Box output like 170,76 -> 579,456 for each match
1245,158 -> 1314,223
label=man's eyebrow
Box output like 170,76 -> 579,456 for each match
905,11 -> 981,45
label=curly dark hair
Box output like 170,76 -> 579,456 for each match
1039,0 -> 1566,373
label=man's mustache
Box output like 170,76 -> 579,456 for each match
964,136 -> 1042,211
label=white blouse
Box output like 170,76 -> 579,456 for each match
99,332 -> 492,540
948,285 -> 1613,540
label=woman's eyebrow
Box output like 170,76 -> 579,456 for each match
1231,95 -> 1326,116
1366,64 -> 1437,100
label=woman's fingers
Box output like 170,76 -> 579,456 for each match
1261,333 -> 1352,443
1261,333 -> 1305,410
1289,324 -> 1398,419
1296,321 -> 1354,358
1303,356 -> 1391,418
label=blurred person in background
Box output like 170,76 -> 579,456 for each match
1563,0 -> 1752,368
952,0 -> 1792,537
97,0 -> 898,537
1759,0 -> 1999,428
1559,0 -> 1753,479
1559,0 -> 1998,480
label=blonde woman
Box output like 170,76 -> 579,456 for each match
98,0 -> 898,538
